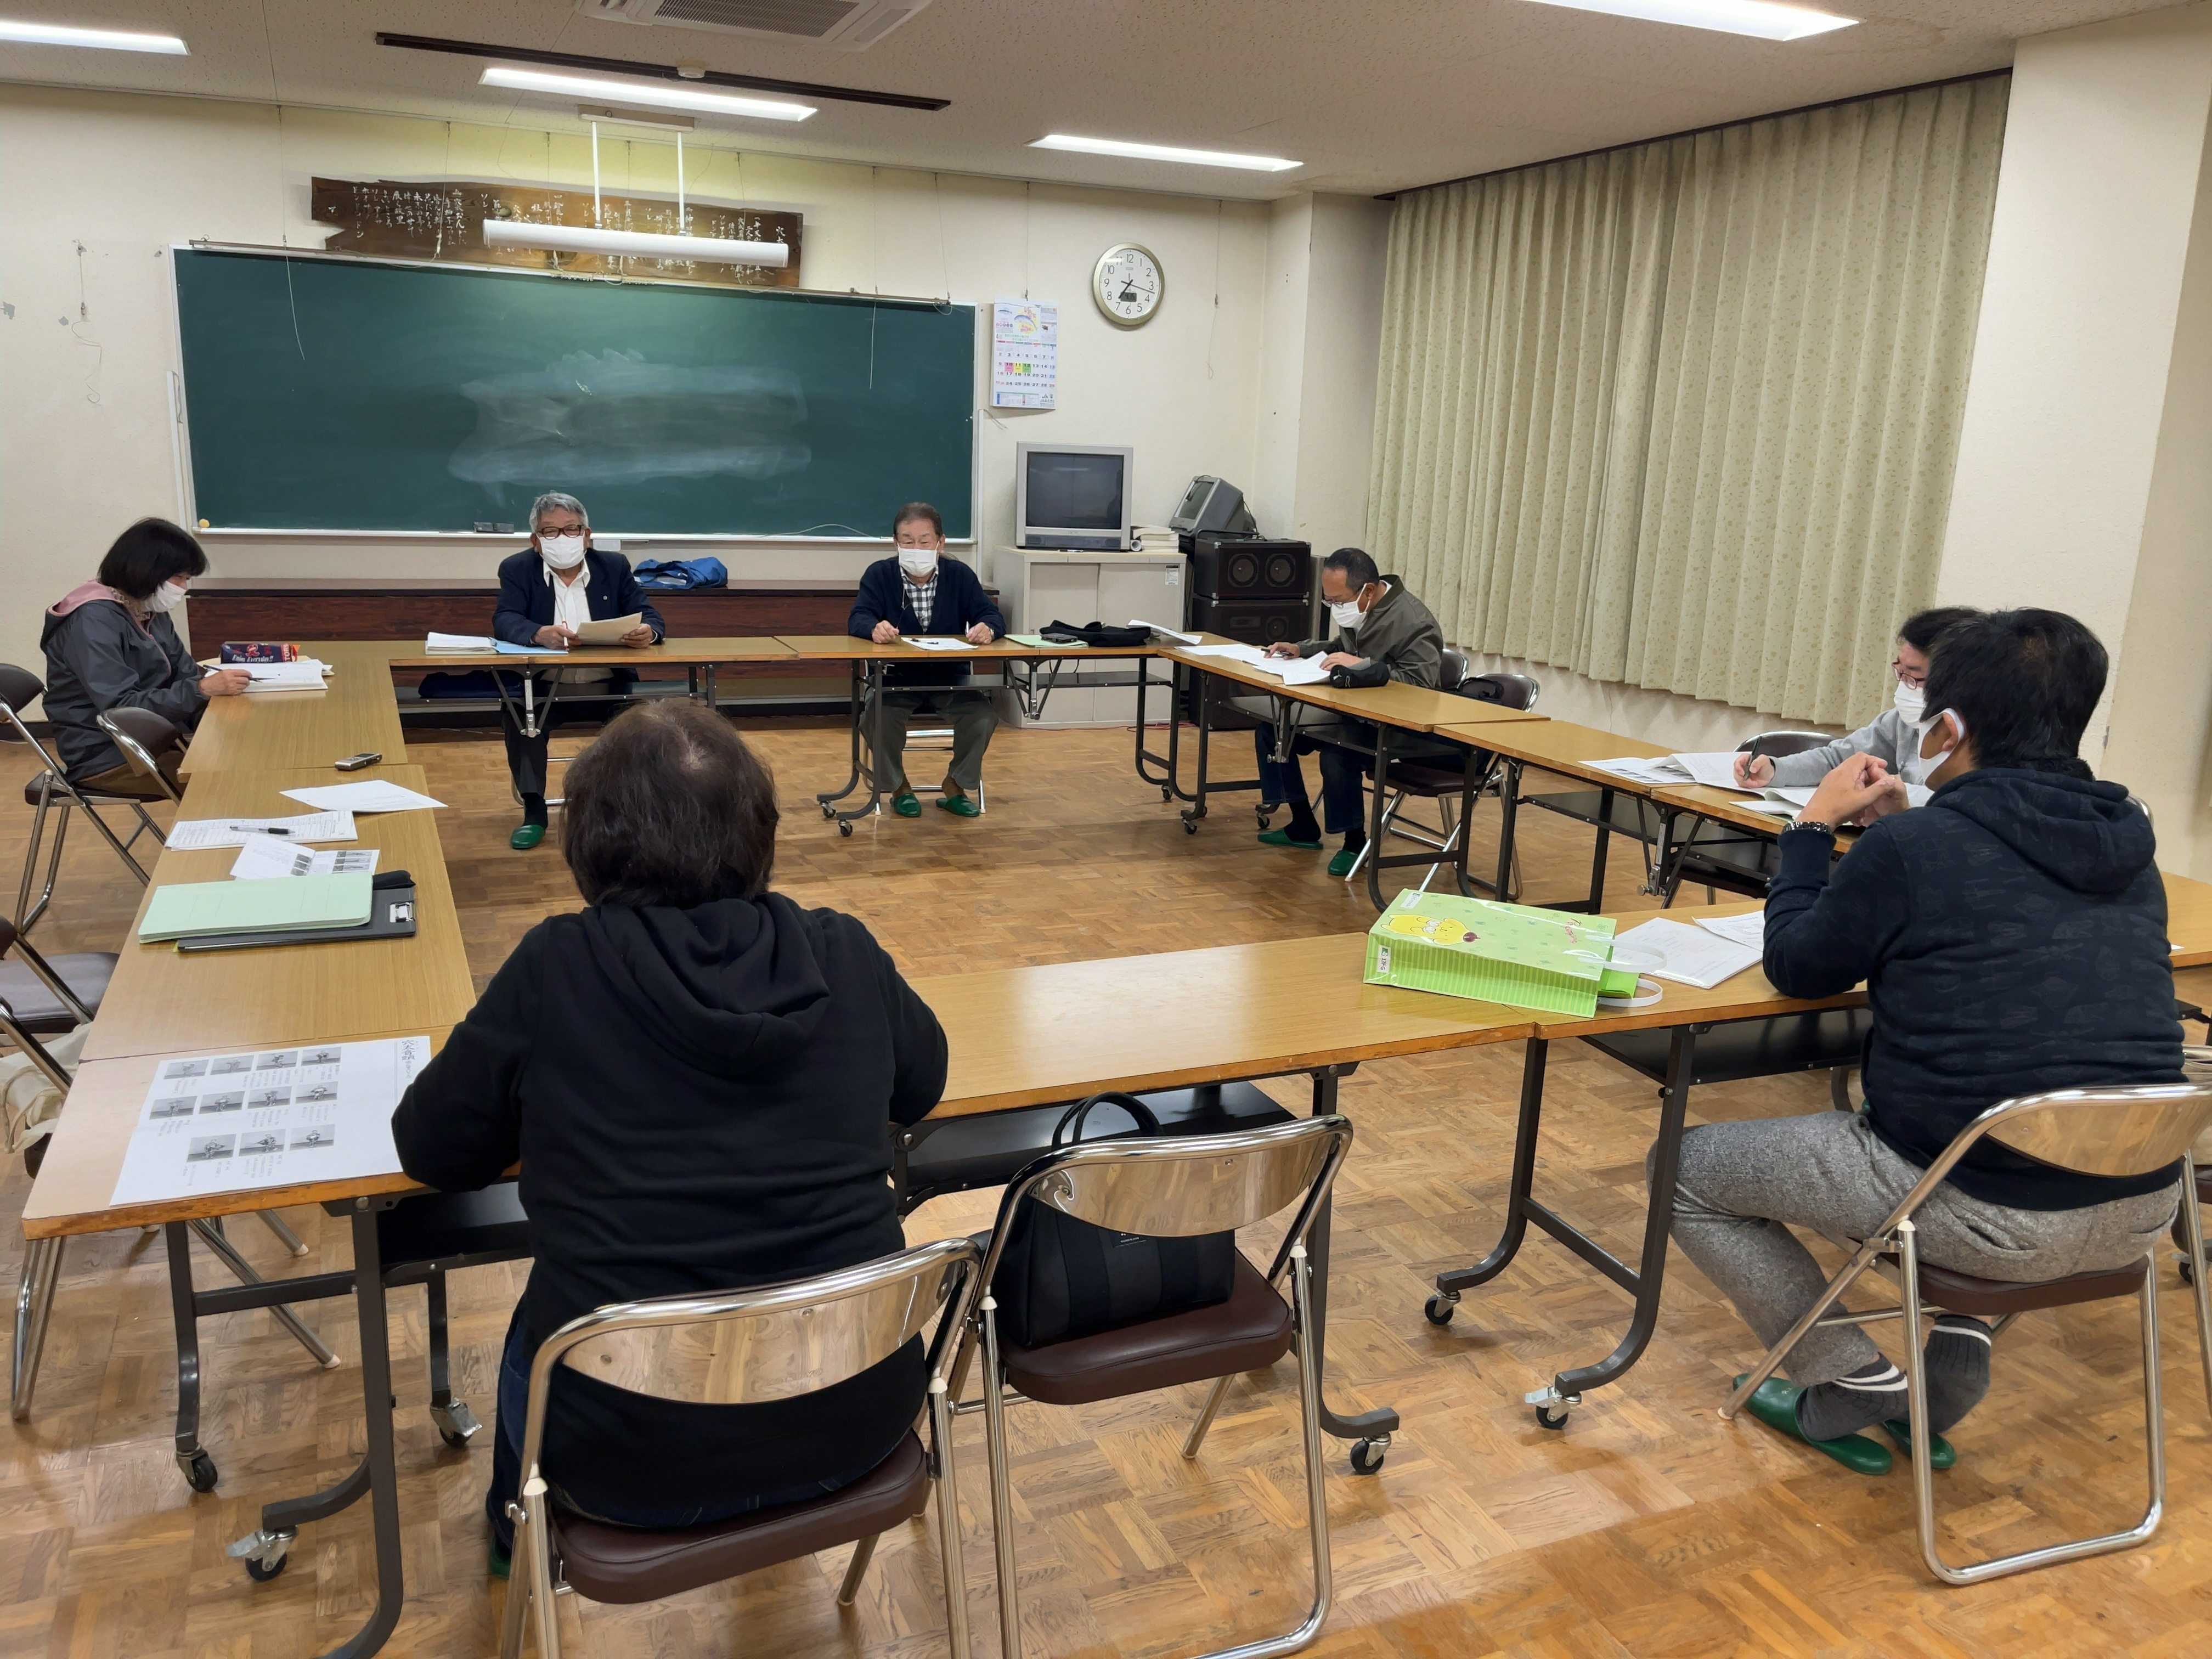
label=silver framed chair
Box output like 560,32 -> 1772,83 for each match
1,665 -> 168,931
94,707 -> 188,802
960,1114 -> 1355,1659
1345,664 -> 1541,889
1721,1073 -> 2212,1585
498,1236 -> 982,1659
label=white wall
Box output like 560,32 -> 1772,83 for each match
1934,4 -> 2212,876
0,86 -> 1274,678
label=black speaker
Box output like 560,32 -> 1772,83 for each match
1189,595 -> 1309,647
1190,534 -> 1310,601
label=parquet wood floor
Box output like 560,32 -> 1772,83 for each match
4,720 -> 2209,1658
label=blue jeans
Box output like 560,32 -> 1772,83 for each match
486,1303 -> 882,1549
1255,721 -> 1373,838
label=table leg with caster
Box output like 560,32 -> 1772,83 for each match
164,1222 -> 217,1492
1427,1039 -> 1548,1328
1307,1066 -> 1399,1474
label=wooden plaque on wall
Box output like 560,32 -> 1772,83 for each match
310,177 -> 803,288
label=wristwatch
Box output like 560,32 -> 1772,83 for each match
1790,817 -> 1837,837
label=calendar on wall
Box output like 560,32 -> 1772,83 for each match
992,298 -> 1058,408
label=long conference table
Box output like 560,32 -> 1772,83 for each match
25,636 -> 2212,1656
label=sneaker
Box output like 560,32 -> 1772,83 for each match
509,822 -> 545,851
891,790 -> 922,817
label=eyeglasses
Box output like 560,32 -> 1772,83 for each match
1891,657 -> 1926,689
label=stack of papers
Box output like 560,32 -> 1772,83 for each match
906,637 -> 975,652
1586,752 -> 1750,789
230,841 -> 379,880
573,613 -> 644,644
1610,916 -> 1764,990
1135,620 -> 1201,645
280,780 -> 445,814
426,632 -> 495,652
1132,525 -> 1180,555
1180,641 -> 1334,686
138,872 -> 374,942
240,659 -> 331,692
166,811 -> 357,850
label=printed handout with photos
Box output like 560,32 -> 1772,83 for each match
110,1035 -> 431,1207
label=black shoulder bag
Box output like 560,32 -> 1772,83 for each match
1327,657 -> 1391,688
990,1093 -> 1238,1347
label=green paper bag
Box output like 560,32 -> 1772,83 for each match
1362,890 -> 1639,1016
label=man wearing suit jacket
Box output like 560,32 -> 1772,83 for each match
846,501 -> 1005,817
491,492 -> 664,849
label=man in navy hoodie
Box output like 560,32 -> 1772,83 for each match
847,501 -> 1005,819
1664,609 -> 2183,1472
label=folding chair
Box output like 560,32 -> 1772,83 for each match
496,1237 -> 981,1659
1,665 -> 168,931
1344,662 -> 1541,889
1721,1071 -> 2212,1585
962,1115 -> 1355,1659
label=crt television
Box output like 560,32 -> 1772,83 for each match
1169,475 -> 1256,537
1015,444 -> 1133,550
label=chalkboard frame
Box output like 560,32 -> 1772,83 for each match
167,243 -> 981,541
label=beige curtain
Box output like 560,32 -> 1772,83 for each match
1367,77 -> 2010,725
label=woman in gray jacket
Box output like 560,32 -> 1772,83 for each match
1735,606 -> 1978,791
39,519 -> 247,798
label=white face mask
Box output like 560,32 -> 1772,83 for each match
1906,709 -> 1961,785
897,545 -> 939,578
538,533 -> 587,571
144,579 -> 188,614
1893,680 -> 1926,719
1328,591 -> 1367,632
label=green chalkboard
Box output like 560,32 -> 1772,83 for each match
173,250 -> 975,537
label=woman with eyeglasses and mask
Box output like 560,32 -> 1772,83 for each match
39,517 -> 249,799
1733,606 -> 1979,793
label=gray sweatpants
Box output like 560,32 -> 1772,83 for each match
1659,1110 -> 2177,1384
865,689 -> 998,793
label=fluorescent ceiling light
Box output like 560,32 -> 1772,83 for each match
1519,0 -> 1857,41
0,18 -> 188,53
481,65 -> 813,122
483,219 -> 790,267
1031,134 -> 1300,173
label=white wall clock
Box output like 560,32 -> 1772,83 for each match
1093,243 -> 1164,328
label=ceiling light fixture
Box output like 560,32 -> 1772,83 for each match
1518,0 -> 1855,40
1030,134 -> 1300,173
481,64 -> 814,121
0,18 -> 188,53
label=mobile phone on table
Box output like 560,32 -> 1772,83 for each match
334,752 -> 381,771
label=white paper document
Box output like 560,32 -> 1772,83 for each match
1584,753 -> 1752,791
281,781 -> 446,814
229,840 -> 380,880
1585,757 -> 1680,785
571,612 -> 644,644
1181,642 -> 1269,664
166,811 -> 358,850
1695,911 -> 1768,949
426,631 -> 495,652
109,1035 -> 430,1207
1136,620 -> 1202,645
1610,917 -> 1763,990
241,659 -> 331,692
905,637 -> 975,652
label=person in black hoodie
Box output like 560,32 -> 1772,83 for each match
1662,609 -> 2183,1472
390,698 -> 946,1569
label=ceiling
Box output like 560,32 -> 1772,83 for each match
0,1 -> 2183,198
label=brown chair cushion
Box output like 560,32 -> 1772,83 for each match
1892,1255 -> 2148,1316
1000,1251 -> 1293,1407
0,953 -> 114,1033
548,1429 -> 930,1605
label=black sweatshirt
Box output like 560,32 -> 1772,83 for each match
391,893 -> 947,1513
1764,767 -> 2183,1210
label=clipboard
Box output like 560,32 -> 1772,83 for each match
177,881 -> 418,953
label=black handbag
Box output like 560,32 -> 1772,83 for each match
1328,657 -> 1390,688
990,1093 -> 1238,1347
1041,619 -> 1153,648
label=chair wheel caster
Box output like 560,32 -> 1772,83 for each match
1533,1403 -> 1570,1430
1161,786 -> 1173,802
1348,1436 -> 1389,1475
1182,820 -> 1198,835
244,1551 -> 287,1582
431,1399 -> 481,1449
1255,806 -> 1273,828
2182,1256 -> 2197,1285
180,1448 -> 219,1492
839,821 -> 854,837
229,1526 -> 296,1582
1423,1293 -> 1458,1327
820,803 -> 834,819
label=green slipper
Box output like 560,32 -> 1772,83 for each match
891,790 -> 921,818
1733,1375 -> 1892,1475
1881,1419 -> 1958,1469
509,822 -> 545,850
935,793 -> 980,818
1327,847 -> 1365,878
489,1539 -> 511,1579
1257,828 -> 1322,850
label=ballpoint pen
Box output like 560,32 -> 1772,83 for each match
229,824 -> 294,836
